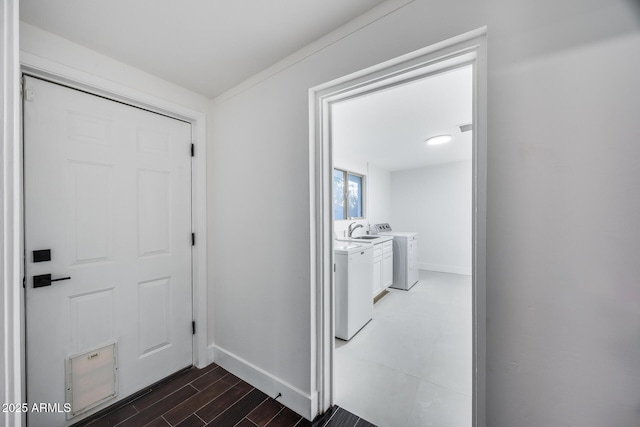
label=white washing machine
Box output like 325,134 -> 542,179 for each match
373,223 -> 419,290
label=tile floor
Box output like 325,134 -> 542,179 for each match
335,270 -> 472,427
75,363 -> 375,427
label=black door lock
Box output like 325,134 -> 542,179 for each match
33,274 -> 71,288
32,249 -> 51,263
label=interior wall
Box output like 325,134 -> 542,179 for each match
208,0 -> 640,424
367,163 -> 392,228
391,160 -> 472,275
20,23 -> 209,112
487,28 -> 640,427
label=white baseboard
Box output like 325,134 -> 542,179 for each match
210,344 -> 316,421
419,263 -> 472,276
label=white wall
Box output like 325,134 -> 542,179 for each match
391,161 -> 472,275
333,156 -> 367,176
209,0 -> 640,425
367,163 -> 391,227
20,23 -> 209,112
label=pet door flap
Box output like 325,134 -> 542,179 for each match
66,342 -> 118,418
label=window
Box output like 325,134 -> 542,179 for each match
333,168 -> 364,220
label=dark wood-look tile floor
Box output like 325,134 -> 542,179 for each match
74,364 -> 376,427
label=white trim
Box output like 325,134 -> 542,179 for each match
471,29 -> 488,427
20,52 -> 204,124
211,345 -> 317,420
419,264 -> 472,276
19,52 -> 210,380
2,1 -> 25,426
213,0 -> 415,104
309,28 -> 487,426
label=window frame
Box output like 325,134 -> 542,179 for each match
333,168 -> 366,220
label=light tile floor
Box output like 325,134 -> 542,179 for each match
335,270 -> 472,427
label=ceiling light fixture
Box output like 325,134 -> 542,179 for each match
425,134 -> 452,145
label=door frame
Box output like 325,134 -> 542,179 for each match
1,2 -> 22,427
19,54 -> 209,404
309,28 -> 487,426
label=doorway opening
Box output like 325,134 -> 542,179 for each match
310,29 -> 487,426
331,65 -> 473,426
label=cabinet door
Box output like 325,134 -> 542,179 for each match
383,251 -> 393,288
373,256 -> 382,296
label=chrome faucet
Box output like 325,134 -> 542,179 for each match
348,222 -> 364,237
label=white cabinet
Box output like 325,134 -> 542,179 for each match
372,246 -> 383,296
336,236 -> 394,298
372,238 -> 393,297
382,241 -> 393,288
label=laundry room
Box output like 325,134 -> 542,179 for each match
331,65 -> 474,426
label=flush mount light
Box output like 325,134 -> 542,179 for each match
425,134 -> 452,145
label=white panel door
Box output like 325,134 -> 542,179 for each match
24,76 -> 193,426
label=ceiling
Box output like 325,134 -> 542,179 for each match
19,0 -> 470,171
332,65 -> 473,171
20,0 -> 388,98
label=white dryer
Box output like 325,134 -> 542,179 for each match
373,223 -> 419,290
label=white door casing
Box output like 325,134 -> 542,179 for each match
24,76 -> 193,425
309,28 -> 487,425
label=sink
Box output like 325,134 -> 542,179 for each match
334,241 -> 372,254
335,243 -> 363,251
351,235 -> 380,240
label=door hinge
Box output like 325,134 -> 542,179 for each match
22,76 -> 35,102
333,264 -> 336,273
191,233 -> 195,246
192,321 -> 196,335
22,276 -> 26,289
191,143 -> 195,157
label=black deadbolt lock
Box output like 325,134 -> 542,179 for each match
33,249 -> 51,263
